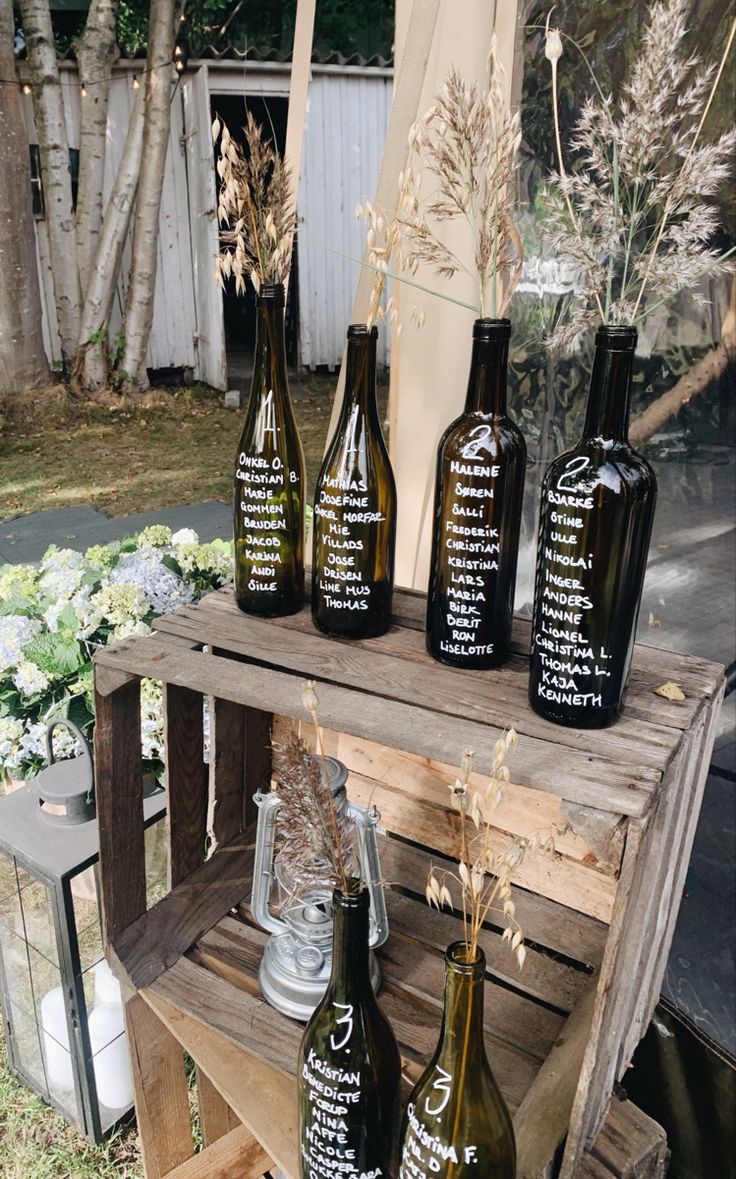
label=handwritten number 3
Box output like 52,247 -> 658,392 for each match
330,1003 -> 354,1051
424,1066 -> 453,1116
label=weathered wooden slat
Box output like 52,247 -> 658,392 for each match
243,707 -> 272,828
156,606 -> 676,775
94,675 -> 147,944
95,637 -> 657,816
201,911 -> 562,1063
377,833 -> 608,969
347,770 -> 617,922
197,1067 -> 240,1149
384,889 -> 588,1015
207,695 -> 246,851
164,684 -> 207,889
143,988 -> 299,1177
587,1096 -> 669,1179
185,922 -> 538,1110
310,723 -> 624,876
177,586 -> 722,727
514,983 -> 597,1178
124,992 -> 193,1178
112,831 -> 255,991
165,1123 -> 271,1179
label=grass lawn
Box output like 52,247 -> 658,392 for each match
0,372 -> 378,520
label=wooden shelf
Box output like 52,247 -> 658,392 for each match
93,585 -> 722,1178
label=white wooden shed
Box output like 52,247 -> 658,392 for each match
21,56 -> 393,388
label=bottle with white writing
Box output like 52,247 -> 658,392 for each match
312,325 -> 396,639
529,325 -> 656,727
398,942 -> 515,1179
233,282 -> 305,615
426,319 -> 525,668
298,881 -> 401,1179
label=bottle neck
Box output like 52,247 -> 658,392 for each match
253,292 -> 288,392
464,322 -> 510,416
341,331 -> 380,429
328,884 -> 371,1000
436,943 -> 486,1066
583,331 -> 636,443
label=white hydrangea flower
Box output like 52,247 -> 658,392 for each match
0,716 -> 25,773
71,586 -> 104,640
140,678 -> 165,761
110,547 -> 194,615
111,619 -> 153,641
0,564 -> 39,603
176,542 -> 234,584
171,528 -> 199,545
12,660 -> 50,699
18,720 -> 47,760
0,615 -> 42,672
91,583 -> 150,627
138,525 -> 173,547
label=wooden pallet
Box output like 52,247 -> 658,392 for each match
93,585 -> 723,1178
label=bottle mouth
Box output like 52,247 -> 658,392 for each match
473,318 -> 511,342
332,878 -> 369,908
258,282 -> 285,305
595,323 -> 637,350
347,323 -> 378,340
446,940 -> 486,976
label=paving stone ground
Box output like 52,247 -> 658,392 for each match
1,454 -> 734,1053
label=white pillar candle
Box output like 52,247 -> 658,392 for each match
92,960 -> 121,1007
88,1001 -> 134,1111
41,986 -> 74,1091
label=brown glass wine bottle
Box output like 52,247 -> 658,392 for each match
298,881 -> 401,1179
398,942 -> 515,1179
529,325 -> 657,728
233,283 -> 305,616
426,319 -> 526,668
312,325 -> 397,639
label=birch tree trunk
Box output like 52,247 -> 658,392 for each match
73,0 -> 118,294
71,88 -> 145,395
0,0 -> 49,392
19,0 -> 81,360
119,0 -> 175,393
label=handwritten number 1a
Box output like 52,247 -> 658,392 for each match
330,1003 -> 354,1051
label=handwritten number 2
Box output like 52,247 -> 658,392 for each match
330,1003 -> 354,1051
424,1066 -> 453,1116
556,455 -> 589,492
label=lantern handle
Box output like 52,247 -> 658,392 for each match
250,790 -> 289,935
45,720 -> 94,804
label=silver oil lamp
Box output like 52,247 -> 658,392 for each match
250,756 -> 388,1021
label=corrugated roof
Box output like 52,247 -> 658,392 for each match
44,43 -> 392,68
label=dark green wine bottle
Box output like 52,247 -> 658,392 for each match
529,325 -> 657,728
298,881 -> 401,1179
426,319 -> 526,668
399,942 -> 515,1178
233,283 -> 305,615
312,325 -> 397,639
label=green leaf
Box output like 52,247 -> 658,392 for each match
0,594 -> 40,619
57,603 -> 79,633
23,633 -> 84,676
161,554 -> 183,577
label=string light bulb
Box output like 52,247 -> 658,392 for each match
132,76 -> 140,90
80,84 -> 87,97
21,82 -> 31,95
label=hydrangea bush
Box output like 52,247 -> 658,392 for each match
0,527 -> 233,782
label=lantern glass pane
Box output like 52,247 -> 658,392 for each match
71,871 -> 103,975
0,874 -> 58,967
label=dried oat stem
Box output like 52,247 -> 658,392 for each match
212,111 -> 297,293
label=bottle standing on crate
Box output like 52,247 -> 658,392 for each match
426,319 -> 526,669
398,942 -> 515,1178
298,881 -> 401,1178
529,325 -> 657,728
233,282 -> 306,616
312,324 -> 397,639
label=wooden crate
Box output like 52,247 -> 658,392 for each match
92,586 -> 724,1178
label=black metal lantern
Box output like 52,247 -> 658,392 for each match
0,720 -> 166,1143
